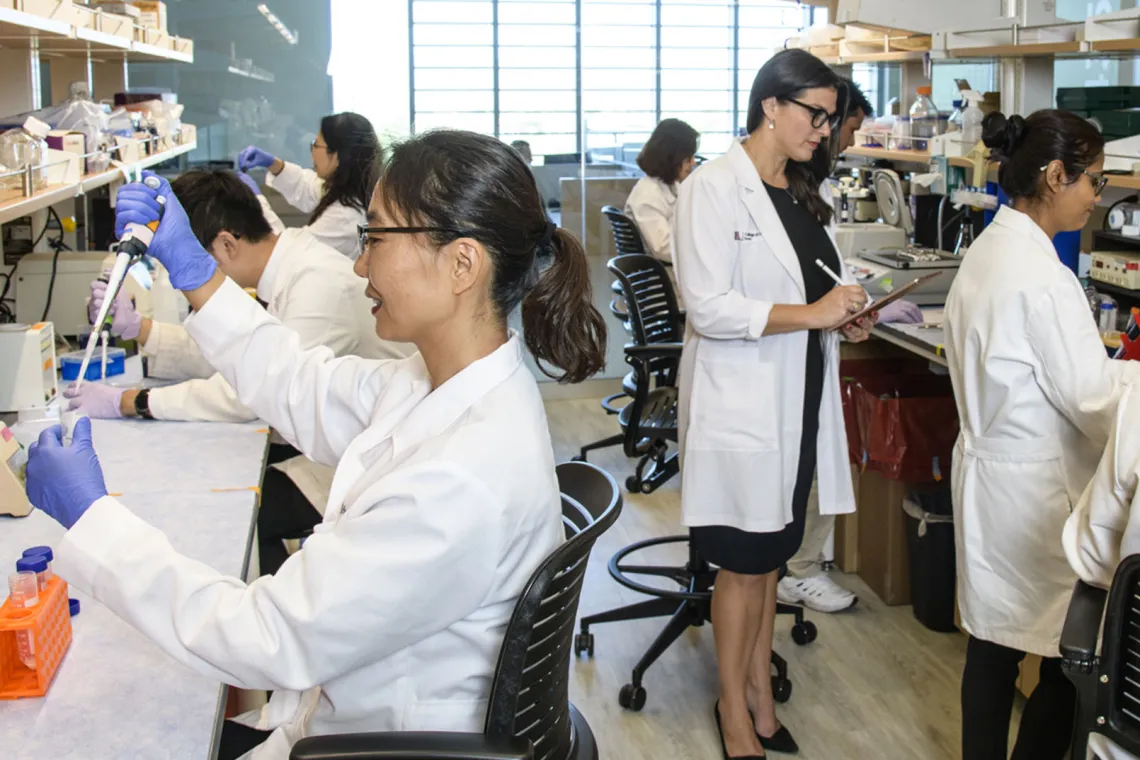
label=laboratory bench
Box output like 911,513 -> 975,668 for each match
0,409 -> 269,758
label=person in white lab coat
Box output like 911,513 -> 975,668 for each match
673,49 -> 871,759
67,169 -> 413,574
238,112 -> 379,259
943,109 -> 1137,760
23,131 -> 607,760
1064,383 -> 1140,760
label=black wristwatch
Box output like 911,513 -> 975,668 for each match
134,388 -> 154,420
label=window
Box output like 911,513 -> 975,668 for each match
409,0 -> 811,158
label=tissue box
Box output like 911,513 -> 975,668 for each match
46,129 -> 85,170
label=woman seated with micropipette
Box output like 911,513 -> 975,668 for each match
22,131 -> 606,760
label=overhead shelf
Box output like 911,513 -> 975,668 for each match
822,50 -> 927,65
1106,174 -> 1140,190
844,146 -> 932,163
0,4 -> 193,63
943,40 -> 1084,58
0,140 -> 196,225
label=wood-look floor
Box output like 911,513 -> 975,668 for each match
546,397 -> 1012,760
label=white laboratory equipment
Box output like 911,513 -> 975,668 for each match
1090,250 -> 1140,290
0,322 -> 58,412
0,420 -> 33,518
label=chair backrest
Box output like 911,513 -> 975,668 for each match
483,461 -> 622,760
608,254 -> 684,351
1091,553 -> 1140,755
601,205 -> 647,256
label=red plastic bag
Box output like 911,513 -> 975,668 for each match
846,368 -> 959,483
839,358 -> 930,468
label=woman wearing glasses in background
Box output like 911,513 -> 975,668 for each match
237,112 -> 379,259
944,110 -> 1140,760
673,49 -> 870,759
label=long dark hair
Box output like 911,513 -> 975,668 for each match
311,112 -> 381,224
638,118 -> 699,185
982,109 -> 1103,201
379,130 -> 606,384
746,49 -> 843,224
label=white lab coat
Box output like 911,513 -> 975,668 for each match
944,205 -> 1140,656
672,139 -> 856,532
625,176 -> 677,262
142,228 -> 414,513
263,161 -> 366,259
55,277 -> 565,760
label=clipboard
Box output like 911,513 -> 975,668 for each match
836,271 -> 943,330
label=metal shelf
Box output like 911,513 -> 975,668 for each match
0,141 -> 196,225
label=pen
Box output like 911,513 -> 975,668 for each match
815,258 -> 845,287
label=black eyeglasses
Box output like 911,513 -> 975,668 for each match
357,224 -> 473,254
786,98 -> 838,130
310,140 -> 329,152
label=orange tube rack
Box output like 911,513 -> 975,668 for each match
0,576 -> 72,699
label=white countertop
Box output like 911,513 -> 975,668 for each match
0,417 -> 269,760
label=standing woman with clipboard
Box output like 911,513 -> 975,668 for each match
672,49 -> 873,759
944,109 -> 1140,759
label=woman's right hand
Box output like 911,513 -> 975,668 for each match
238,145 -> 275,172
811,285 -> 868,330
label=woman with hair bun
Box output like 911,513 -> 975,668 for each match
944,109 -> 1140,759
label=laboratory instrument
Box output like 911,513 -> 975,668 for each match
1090,250 -> 1140,290
0,322 -> 58,413
6,572 -> 39,669
0,421 -> 32,518
76,174 -> 164,389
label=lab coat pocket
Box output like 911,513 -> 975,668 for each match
687,355 -> 777,452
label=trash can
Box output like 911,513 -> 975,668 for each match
903,489 -> 957,632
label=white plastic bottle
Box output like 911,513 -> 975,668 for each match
960,90 -> 985,147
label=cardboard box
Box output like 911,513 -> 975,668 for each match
834,465 -> 861,572
856,469 -> 912,605
129,0 -> 165,31
46,129 -> 85,170
88,1 -> 140,18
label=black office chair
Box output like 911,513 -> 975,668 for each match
572,255 -> 816,712
289,461 -> 623,760
1061,554 -> 1140,760
575,255 -> 681,493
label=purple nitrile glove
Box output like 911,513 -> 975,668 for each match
877,299 -> 925,324
25,418 -> 109,530
64,382 -> 125,419
238,145 -> 275,172
237,171 -> 262,196
115,171 -> 217,291
88,278 -> 142,339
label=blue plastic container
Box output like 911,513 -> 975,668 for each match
59,348 -> 126,382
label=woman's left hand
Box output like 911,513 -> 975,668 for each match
840,314 -> 876,343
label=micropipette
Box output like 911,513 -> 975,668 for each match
100,329 -> 109,380
76,175 -> 164,389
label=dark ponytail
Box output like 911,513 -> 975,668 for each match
745,48 -> 842,225
522,227 -> 606,384
379,130 -> 606,384
982,109 -> 1103,200
311,112 -> 381,224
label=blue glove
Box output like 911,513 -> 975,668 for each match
115,170 -> 217,291
25,418 -> 109,530
238,145 -> 275,172
877,299 -> 925,324
237,171 -> 261,196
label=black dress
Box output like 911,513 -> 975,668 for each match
689,182 -> 839,576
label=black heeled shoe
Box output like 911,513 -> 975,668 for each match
714,701 -> 766,760
756,724 -> 799,754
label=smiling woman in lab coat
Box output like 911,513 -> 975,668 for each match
23,132 -> 607,760
673,49 -> 870,759
238,112 -> 379,259
943,109 -> 1140,760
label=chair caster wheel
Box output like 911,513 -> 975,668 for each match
791,620 -> 818,646
618,683 -> 647,711
625,476 -> 641,493
574,632 -> 595,657
771,676 -> 792,704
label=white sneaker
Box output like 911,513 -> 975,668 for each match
777,574 -> 858,613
